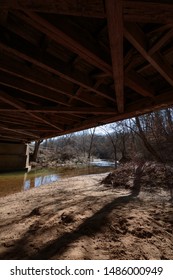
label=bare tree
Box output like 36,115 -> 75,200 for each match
87,127 -> 96,162
30,139 -> 43,162
135,116 -> 163,162
100,125 -> 118,167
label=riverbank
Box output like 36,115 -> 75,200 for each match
0,170 -> 172,260
0,161 -> 114,198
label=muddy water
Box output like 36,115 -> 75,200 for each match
0,160 -> 115,197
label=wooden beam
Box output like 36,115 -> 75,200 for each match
68,87 -> 83,105
124,48 -> 136,70
0,70 -> 100,107
127,27 -> 173,74
92,72 -> 110,79
125,71 -> 155,97
20,11 -> 112,75
1,117 -> 72,128
148,28 -> 173,55
127,90 -> 173,116
124,1 -> 173,24
0,111 -> 45,123
0,72 -> 68,107
2,0 -> 105,18
96,91 -> 173,126
3,0 -> 173,23
106,0 -> 124,113
2,0 -> 173,24
0,91 -> 63,131
36,88 -> 173,139
124,23 -> 173,87
68,72 -> 109,107
0,38 -> 114,102
61,89 -> 173,136
0,106 -> 117,115
0,91 -> 27,109
0,117 -> 41,128
0,124 -> 40,139
0,9 -> 8,25
0,134 -> 27,142
46,115 -> 116,138
0,113 -> 81,126
147,24 -> 173,36
0,53 -> 74,95
0,113 -> 44,126
0,53 -> 75,100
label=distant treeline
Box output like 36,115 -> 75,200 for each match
31,107 -> 173,164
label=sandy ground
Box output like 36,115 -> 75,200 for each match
0,173 -> 172,260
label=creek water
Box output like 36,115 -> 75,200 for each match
0,160 -> 115,197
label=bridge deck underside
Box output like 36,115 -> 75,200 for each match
0,0 -> 173,142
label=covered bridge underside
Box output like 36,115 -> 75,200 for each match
1,0 -> 173,143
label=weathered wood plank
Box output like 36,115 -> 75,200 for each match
2,0 -> 173,24
106,0 -> 124,112
0,106 -> 117,115
0,124 -> 40,139
1,0 -> 105,18
148,28 -> 173,55
125,71 -> 155,97
124,23 -> 173,87
124,1 -> 173,23
0,9 -> 8,25
0,70 -> 105,107
0,91 -> 63,131
20,11 -> 112,75
0,35 -> 114,101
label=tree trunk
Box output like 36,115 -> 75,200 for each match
88,128 -> 96,162
100,126 -> 118,167
30,140 -> 42,162
135,117 -> 163,162
131,161 -> 145,196
166,108 -> 173,136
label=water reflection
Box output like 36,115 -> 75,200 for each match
0,160 -> 115,197
23,174 -> 60,190
24,179 -> 30,190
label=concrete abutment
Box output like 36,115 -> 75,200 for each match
0,143 -> 30,172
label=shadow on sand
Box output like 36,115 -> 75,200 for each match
0,164 -> 154,259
